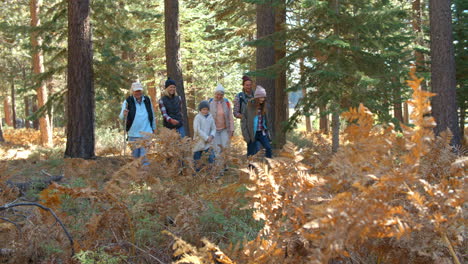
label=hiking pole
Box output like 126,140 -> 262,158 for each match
123,115 -> 127,156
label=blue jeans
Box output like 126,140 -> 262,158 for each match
128,136 -> 149,165
177,126 -> 186,138
247,131 -> 272,158
193,148 -> 215,172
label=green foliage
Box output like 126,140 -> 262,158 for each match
74,248 -> 127,264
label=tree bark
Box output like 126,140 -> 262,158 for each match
3,97 -> 12,127
31,95 -> 39,130
299,58 -> 312,132
164,0 -> 190,137
413,0 -> 426,89
65,0 -> 95,159
429,0 -> 461,145
331,110 -> 340,153
10,79 -> 16,129
319,105 -> 329,134
0,116 -> 4,142
393,78 -> 404,125
256,1 -> 276,143
30,0 -> 53,146
24,96 -> 30,129
274,2 -> 288,148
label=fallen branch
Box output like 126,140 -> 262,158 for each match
0,202 -> 74,257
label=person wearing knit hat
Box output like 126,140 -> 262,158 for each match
119,82 -> 156,165
209,84 -> 235,169
193,100 -> 216,172
159,77 -> 185,138
241,85 -> 272,158
233,75 -> 254,119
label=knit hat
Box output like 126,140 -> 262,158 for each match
214,83 -> 225,94
165,77 -> 176,88
242,75 -> 251,84
131,82 -> 144,91
254,85 -> 267,98
198,100 -> 210,111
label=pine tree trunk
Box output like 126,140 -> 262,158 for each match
30,0 -> 53,146
393,77 -> 404,124
257,1 -> 276,143
10,79 -> 17,129
164,0 -> 190,137
3,97 -> 12,127
459,101 -> 465,142
24,96 -> 30,129
331,110 -> 340,153
319,105 -> 329,134
274,2 -> 287,148
429,0 -> 461,145
32,95 -> 39,130
0,117 -> 4,142
413,0 -> 426,90
299,58 -> 312,132
65,0 -> 95,159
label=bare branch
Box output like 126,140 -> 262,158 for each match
0,202 -> 74,257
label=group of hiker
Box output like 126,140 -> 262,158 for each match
119,75 -> 272,170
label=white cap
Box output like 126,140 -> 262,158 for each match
214,83 -> 225,94
131,82 -> 144,91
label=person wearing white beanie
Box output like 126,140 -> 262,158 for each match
209,84 -> 235,169
241,85 -> 272,158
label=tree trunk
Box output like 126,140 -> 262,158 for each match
30,0 -> 53,146
0,116 -> 4,142
10,79 -> 17,129
186,59 -> 196,137
24,96 -> 30,129
164,0 -> 190,137
413,0 -> 426,90
429,0 -> 461,146
460,101 -> 465,143
331,110 -> 340,153
319,105 -> 329,134
299,58 -> 312,132
31,95 -> 39,130
274,2 -> 287,148
393,77 -> 404,125
65,0 -> 95,159
256,1 -> 276,143
3,97 -> 12,127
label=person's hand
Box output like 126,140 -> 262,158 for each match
207,136 -> 214,143
230,131 -> 234,137
170,119 -> 179,125
123,109 -> 129,117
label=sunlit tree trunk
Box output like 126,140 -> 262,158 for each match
164,0 -> 190,136
429,0 -> 461,146
24,96 -> 30,129
30,0 -> 53,146
3,97 -> 12,127
319,106 -> 329,133
65,0 -> 95,158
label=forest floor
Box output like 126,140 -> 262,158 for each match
1,128 -> 305,263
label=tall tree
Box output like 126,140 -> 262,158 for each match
30,0 -> 53,146
10,78 -> 16,128
274,1 -> 288,148
164,0 -> 189,137
429,0 -> 461,145
256,1 -> 276,143
3,97 -> 12,127
64,0 -> 95,158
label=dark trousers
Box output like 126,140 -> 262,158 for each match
247,131 -> 272,158
193,148 -> 215,171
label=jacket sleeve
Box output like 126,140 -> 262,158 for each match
159,98 -> 173,122
241,110 -> 250,143
227,99 -> 235,133
210,117 -> 216,138
119,100 -> 128,120
194,115 -> 209,141
233,93 -> 242,118
148,97 -> 157,130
